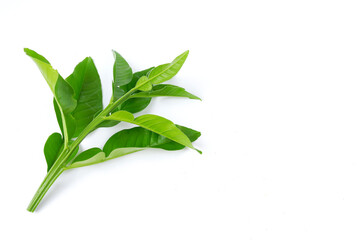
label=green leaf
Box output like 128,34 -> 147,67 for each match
117,67 -> 154,113
120,97 -> 151,114
24,48 -> 77,113
54,77 -> 77,114
66,148 -> 105,169
98,68 -> 154,129
67,125 -> 201,169
106,111 -> 201,153
109,110 -> 134,122
25,48 -> 77,142
24,48 -> 57,92
65,57 -> 103,136
135,76 -> 152,91
112,50 -> 132,100
53,99 -> 76,139
148,50 -> 189,84
130,84 -> 201,100
44,133 -> 63,171
117,69 -> 153,114
104,125 -> 201,155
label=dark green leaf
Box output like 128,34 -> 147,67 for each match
120,97 -> 151,114
66,57 -> 103,137
130,84 -> 201,100
117,67 -> 154,113
54,77 -> 77,114
98,68 -> 154,128
112,50 -> 132,100
44,133 -> 63,171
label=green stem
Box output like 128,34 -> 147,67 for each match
27,87 -> 139,212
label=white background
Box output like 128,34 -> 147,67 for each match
1,0 -> 360,239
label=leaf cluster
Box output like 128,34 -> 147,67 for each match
25,48 -> 201,211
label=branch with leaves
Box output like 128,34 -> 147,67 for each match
25,48 -> 201,212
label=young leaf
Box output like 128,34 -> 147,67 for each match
112,50 -> 132,100
130,84 -> 201,100
44,133 -> 63,171
65,57 -> 103,136
106,111 -> 201,153
148,50 -> 189,84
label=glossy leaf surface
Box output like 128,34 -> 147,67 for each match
104,125 -> 201,155
106,111 -> 200,152
67,125 -> 200,169
66,57 -> 103,136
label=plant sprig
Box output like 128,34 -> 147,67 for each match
25,48 -> 201,212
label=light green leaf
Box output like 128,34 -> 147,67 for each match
148,50 -> 189,84
106,111 -> 201,153
130,84 -> 201,100
66,57 -> 103,136
24,48 -> 58,92
108,110 -> 134,122
135,76 -> 152,91
25,48 -> 77,142
66,148 -> 105,169
106,148 -> 143,160
44,133 -> 63,172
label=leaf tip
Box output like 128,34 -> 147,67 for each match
24,48 -> 33,56
112,49 -> 119,57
